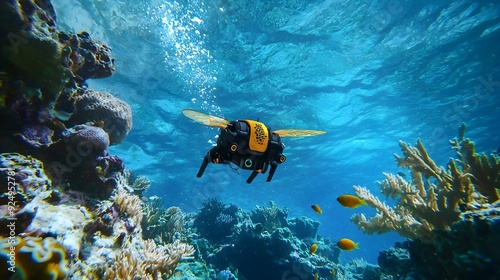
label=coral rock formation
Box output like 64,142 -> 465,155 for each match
66,89 -> 132,145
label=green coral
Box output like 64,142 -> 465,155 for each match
3,34 -> 71,101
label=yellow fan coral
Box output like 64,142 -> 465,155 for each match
0,236 -> 69,280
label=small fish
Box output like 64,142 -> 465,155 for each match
310,243 -> 318,254
314,272 -> 319,280
337,194 -> 368,208
337,238 -> 359,251
396,172 -> 406,178
331,268 -> 335,278
311,204 -> 323,214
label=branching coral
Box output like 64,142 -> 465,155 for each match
131,175 -> 151,196
193,198 -> 238,244
351,124 -> 500,241
142,196 -> 185,243
112,188 -> 143,226
252,201 -> 289,233
101,239 -> 194,280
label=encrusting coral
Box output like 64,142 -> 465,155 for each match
351,124 -> 500,241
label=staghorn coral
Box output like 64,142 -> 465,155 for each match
100,239 -> 194,280
112,187 -> 143,227
141,196 -> 185,243
0,236 -> 69,280
351,124 -> 500,241
130,175 -> 151,196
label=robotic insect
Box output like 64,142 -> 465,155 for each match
183,109 -> 326,184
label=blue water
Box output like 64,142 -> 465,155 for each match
52,0 -> 500,264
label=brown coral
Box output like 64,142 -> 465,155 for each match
101,239 -> 195,280
112,188 -> 143,226
67,88 -> 132,145
351,124 -> 500,241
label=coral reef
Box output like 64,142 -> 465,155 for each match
0,153 -> 51,235
57,31 -> 115,81
251,200 -> 289,233
112,187 -> 143,226
0,0 -> 129,199
0,1 -> 194,279
142,196 -> 184,243
191,199 -> 339,280
97,239 -> 194,280
351,124 -> 500,241
193,198 -> 239,244
128,172 -> 151,196
379,205 -> 500,279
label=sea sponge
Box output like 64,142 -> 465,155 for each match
0,236 -> 69,280
67,88 -> 132,145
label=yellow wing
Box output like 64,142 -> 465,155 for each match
182,109 -> 229,128
274,129 -> 326,137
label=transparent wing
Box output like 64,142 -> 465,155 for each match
182,109 -> 229,128
274,129 -> 326,137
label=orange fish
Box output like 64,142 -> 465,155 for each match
337,194 -> 368,208
310,243 -> 318,254
337,238 -> 359,251
311,204 -> 322,214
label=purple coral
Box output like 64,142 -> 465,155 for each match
19,124 -> 54,147
67,88 -> 132,145
58,31 -> 115,81
62,125 -> 110,156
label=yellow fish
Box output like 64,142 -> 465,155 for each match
314,272 -> 319,280
311,204 -> 323,214
310,243 -> 318,254
337,194 -> 368,208
337,238 -> 359,251
331,268 -> 335,278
